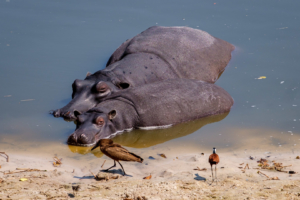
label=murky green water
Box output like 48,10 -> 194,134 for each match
1,0 -> 300,158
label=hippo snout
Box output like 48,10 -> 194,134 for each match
67,131 -> 98,146
52,109 -> 61,118
52,109 -> 77,120
62,111 -> 78,121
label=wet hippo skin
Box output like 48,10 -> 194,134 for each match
53,26 -> 234,120
67,79 -> 234,146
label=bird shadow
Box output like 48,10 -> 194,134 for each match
68,193 -> 75,198
73,175 -> 95,180
194,173 -> 206,181
100,169 -> 133,177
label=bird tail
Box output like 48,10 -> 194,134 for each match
130,152 -> 144,163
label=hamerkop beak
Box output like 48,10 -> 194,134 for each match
91,140 -> 101,151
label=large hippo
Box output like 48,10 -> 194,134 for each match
53,26 -> 234,120
67,79 -> 234,146
68,113 -> 228,154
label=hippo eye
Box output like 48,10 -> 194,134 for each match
96,82 -> 108,93
95,117 -> 105,126
98,87 -> 107,93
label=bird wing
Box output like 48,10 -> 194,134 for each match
208,154 -> 219,164
102,146 -> 142,162
110,144 -> 123,148
208,154 -> 213,162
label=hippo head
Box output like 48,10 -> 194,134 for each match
53,78 -> 120,120
67,110 -> 117,146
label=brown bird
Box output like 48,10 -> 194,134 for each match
208,147 -> 219,182
91,139 -> 143,176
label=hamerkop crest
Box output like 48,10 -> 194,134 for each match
91,139 -> 143,176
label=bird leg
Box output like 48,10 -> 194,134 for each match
215,165 -> 217,184
211,165 -> 214,182
117,161 -> 127,176
103,160 -> 116,172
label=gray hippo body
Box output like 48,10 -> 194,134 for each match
105,26 -> 234,85
53,26 -> 234,120
67,79 -> 234,146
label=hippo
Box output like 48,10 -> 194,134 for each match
68,113 -> 228,154
67,79 -> 234,146
53,26 -> 235,120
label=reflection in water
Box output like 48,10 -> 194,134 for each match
113,113 -> 229,148
68,113 -> 228,156
1,123 -> 299,162
68,145 -> 103,157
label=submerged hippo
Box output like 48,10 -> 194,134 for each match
53,26 -> 234,120
67,79 -> 234,146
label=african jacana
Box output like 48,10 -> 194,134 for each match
208,147 -> 219,182
91,139 -> 143,176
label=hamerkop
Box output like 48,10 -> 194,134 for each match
91,139 -> 143,176
208,147 -> 219,183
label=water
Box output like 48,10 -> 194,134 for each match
1,0 -> 300,158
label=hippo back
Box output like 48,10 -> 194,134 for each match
106,26 -> 235,84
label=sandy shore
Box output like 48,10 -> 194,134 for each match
1,148 -> 300,200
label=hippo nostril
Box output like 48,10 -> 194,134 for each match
67,134 -> 77,144
80,134 -> 87,139
76,133 -> 95,145
78,133 -> 90,144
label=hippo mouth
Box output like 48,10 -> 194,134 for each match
67,132 -> 99,147
66,127 -> 135,147
52,109 -> 82,121
67,141 -> 97,147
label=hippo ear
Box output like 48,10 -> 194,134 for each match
108,110 -> 117,120
96,81 -> 110,94
86,72 -> 92,77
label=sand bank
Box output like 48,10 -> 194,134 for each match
1,147 -> 300,199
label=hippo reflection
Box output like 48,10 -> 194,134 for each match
67,79 -> 234,146
68,113 -> 228,154
112,113 -> 229,149
53,26 -> 234,120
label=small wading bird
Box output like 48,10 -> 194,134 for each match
208,147 -> 219,182
91,139 -> 143,176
